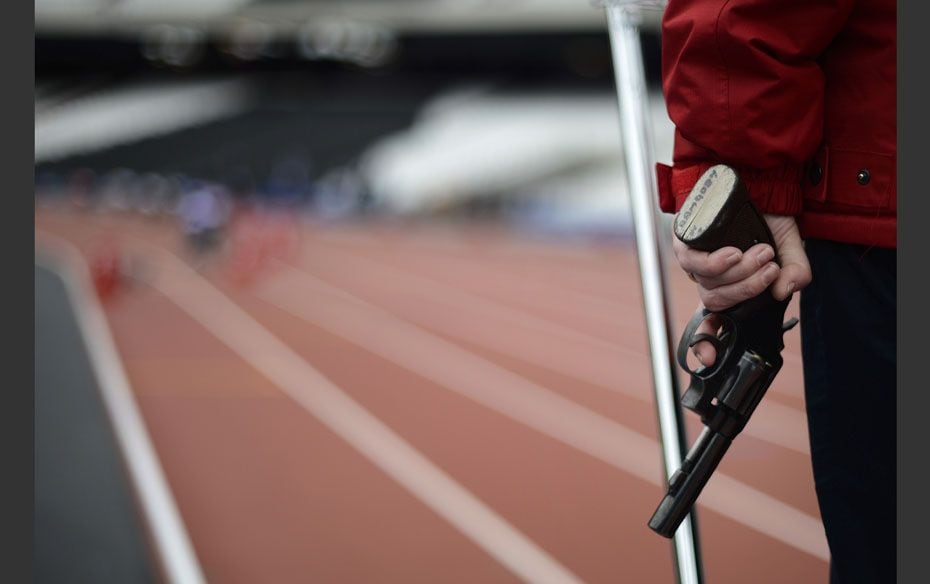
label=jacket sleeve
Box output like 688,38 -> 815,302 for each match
657,0 -> 855,215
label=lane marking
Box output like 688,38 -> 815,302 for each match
134,243 -> 583,584
312,229 -> 634,318
310,230 -> 807,386
35,234 -> 206,584
289,245 -> 811,456
258,264 -> 830,562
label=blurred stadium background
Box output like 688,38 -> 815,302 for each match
34,1 -> 827,583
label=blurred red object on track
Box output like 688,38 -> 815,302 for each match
90,243 -> 123,302
225,206 -> 300,287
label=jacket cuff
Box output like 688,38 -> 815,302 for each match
656,162 -> 805,216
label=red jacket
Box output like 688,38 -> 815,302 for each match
656,0 -> 896,248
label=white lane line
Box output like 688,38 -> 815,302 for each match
300,243 -> 647,362
288,247 -> 811,456
312,229 -> 634,321
311,224 -> 802,366
136,244 -> 583,584
35,234 -> 206,584
258,264 -> 830,562
310,231 -> 808,399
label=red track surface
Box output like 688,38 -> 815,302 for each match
36,208 -> 828,583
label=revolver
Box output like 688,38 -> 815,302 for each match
648,164 -> 799,538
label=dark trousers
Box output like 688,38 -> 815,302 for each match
800,239 -> 896,584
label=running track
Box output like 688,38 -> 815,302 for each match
36,208 -> 828,583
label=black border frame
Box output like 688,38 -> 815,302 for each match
897,1 -> 922,583
17,1 -> 922,582
5,0 -> 35,581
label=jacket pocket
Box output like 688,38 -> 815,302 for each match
805,148 -> 895,213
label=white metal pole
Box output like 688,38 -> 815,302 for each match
602,3 -> 704,583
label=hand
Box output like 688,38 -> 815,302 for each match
672,214 -> 812,367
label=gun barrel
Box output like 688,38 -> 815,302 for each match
648,430 -> 732,537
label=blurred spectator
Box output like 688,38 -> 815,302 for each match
176,180 -> 232,257
98,168 -> 137,213
66,167 -> 96,210
265,153 -> 315,206
311,165 -> 370,219
35,170 -> 64,207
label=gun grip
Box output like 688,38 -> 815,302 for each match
673,165 -> 776,255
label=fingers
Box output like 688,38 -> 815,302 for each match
672,238 -> 743,279
699,261 -> 780,312
673,239 -> 779,312
671,215 -> 812,313
691,314 -> 721,367
693,243 -> 775,290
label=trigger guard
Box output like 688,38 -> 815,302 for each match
676,308 -> 736,377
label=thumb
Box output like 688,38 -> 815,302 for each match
766,216 -> 812,300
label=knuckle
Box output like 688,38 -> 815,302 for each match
738,257 -> 759,279
677,252 -> 697,272
699,256 -> 721,276
702,290 -> 725,312
698,276 -> 719,290
715,265 -> 743,287
710,256 -> 731,275
738,280 -> 761,299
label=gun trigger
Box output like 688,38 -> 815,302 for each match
782,317 -> 799,332
688,332 -> 724,355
